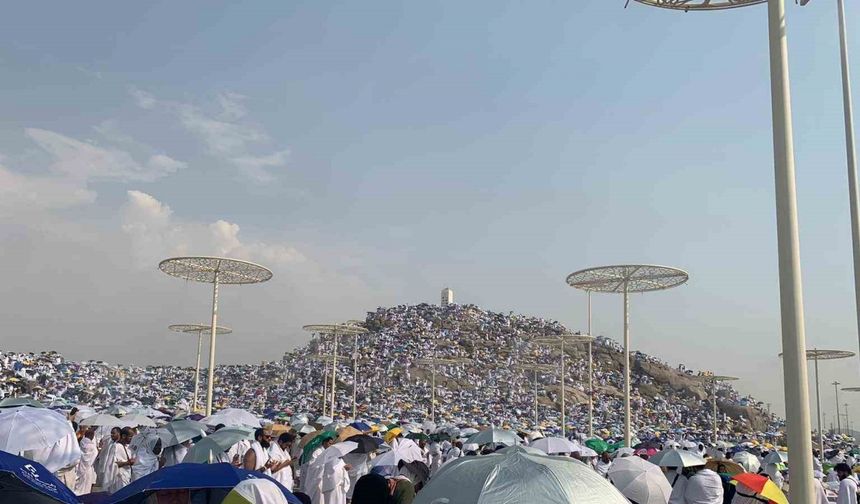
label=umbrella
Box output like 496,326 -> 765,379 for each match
0,409 -> 73,454
349,421 -> 371,432
315,416 -> 333,427
0,449 -> 79,504
465,428 -> 519,447
763,451 -> 788,465
103,463 -> 301,504
222,478 -> 290,504
705,459 -> 745,475
156,420 -> 207,447
732,451 -> 761,474
496,445 -> 544,456
0,398 -> 45,409
312,441 -> 358,466
732,473 -> 789,504
72,407 -> 97,423
384,427 -> 404,444
371,439 -> 424,467
300,431 -> 337,464
202,408 -> 260,428
118,414 -> 156,428
414,446 -> 628,504
80,414 -> 124,428
182,438 -> 228,464
336,426 -> 362,443
635,448 -> 659,457
613,447 -> 636,458
406,432 -> 430,442
131,407 -> 169,419
401,460 -> 431,485
290,414 -> 310,427
345,435 -> 383,454
584,438 -> 610,454
421,421 -> 437,433
650,449 -> 706,468
102,405 -> 130,416
607,456 -> 672,504
530,437 -> 578,455
460,428 -> 479,437
297,424 -> 315,435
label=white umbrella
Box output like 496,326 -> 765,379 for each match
315,415 -> 334,427
608,456 -> 672,504
202,408 -> 261,428
157,419 -> 208,447
414,446 -> 628,504
732,451 -> 762,473
72,406 -> 97,423
614,447 -> 637,458
103,405 -> 131,415
465,428 -> 519,447
651,448 -> 706,468
530,437 -> 578,455
290,414 -> 310,427
119,414 -> 157,427
80,414 -> 124,427
313,441 -> 359,466
298,424 -> 316,435
0,408 -> 74,454
763,451 -> 788,465
422,421 -> 437,433
372,438 -> 424,467
460,428 -> 479,437
132,406 -> 169,418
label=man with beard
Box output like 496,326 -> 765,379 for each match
243,428 -> 274,473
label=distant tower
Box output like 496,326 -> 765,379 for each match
441,287 -> 454,307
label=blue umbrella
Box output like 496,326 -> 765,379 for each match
0,450 -> 79,504
104,463 -> 301,504
349,421 -> 371,431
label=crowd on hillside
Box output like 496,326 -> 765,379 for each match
1,304 -> 776,441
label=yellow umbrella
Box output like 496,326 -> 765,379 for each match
385,427 -> 404,444
732,473 -> 789,504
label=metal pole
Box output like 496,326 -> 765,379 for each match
837,0 -> 860,367
534,369 -> 538,427
587,291 -> 594,438
712,382 -> 718,444
835,381 -> 842,434
192,330 -> 203,411
431,364 -> 436,423
322,354 -> 329,417
768,0 -> 814,501
331,332 -> 339,417
352,334 -> 358,419
814,353 -> 824,458
623,283 -> 631,447
846,403 -> 851,434
205,270 -> 220,417
561,339 -> 566,438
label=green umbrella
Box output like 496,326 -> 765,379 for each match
407,432 -> 430,442
607,440 -> 627,452
301,430 -> 337,464
182,437 -> 225,464
585,438 -> 610,454
157,419 -> 208,447
0,397 -> 45,409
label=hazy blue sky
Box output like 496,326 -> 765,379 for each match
2,0 -> 860,419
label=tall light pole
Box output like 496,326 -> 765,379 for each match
517,362 -> 556,428
303,324 -> 368,419
802,0 -> 860,366
834,380 -> 843,433
780,349 -> 855,457
159,257 -> 272,416
629,0 -> 815,500
533,331 -> 594,438
567,265 -> 688,446
169,324 -> 233,412
697,375 -> 739,444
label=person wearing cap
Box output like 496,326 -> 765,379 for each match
836,463 -> 858,504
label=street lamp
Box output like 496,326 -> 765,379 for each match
779,349 -> 854,457
302,323 -> 368,419
533,331 -> 594,438
834,380 -> 843,434
567,265 -> 688,446
168,323 -> 233,412
516,362 -> 557,428
629,0 -> 814,499
696,374 -> 739,444
159,256 -> 272,416
800,0 -> 860,367
414,355 -> 471,423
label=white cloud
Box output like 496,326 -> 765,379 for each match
230,150 -> 289,183
26,128 -> 183,182
130,88 -> 288,183
122,191 -> 305,268
0,164 -> 96,213
129,86 -> 157,109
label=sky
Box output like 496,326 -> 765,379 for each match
2,0 -> 860,420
